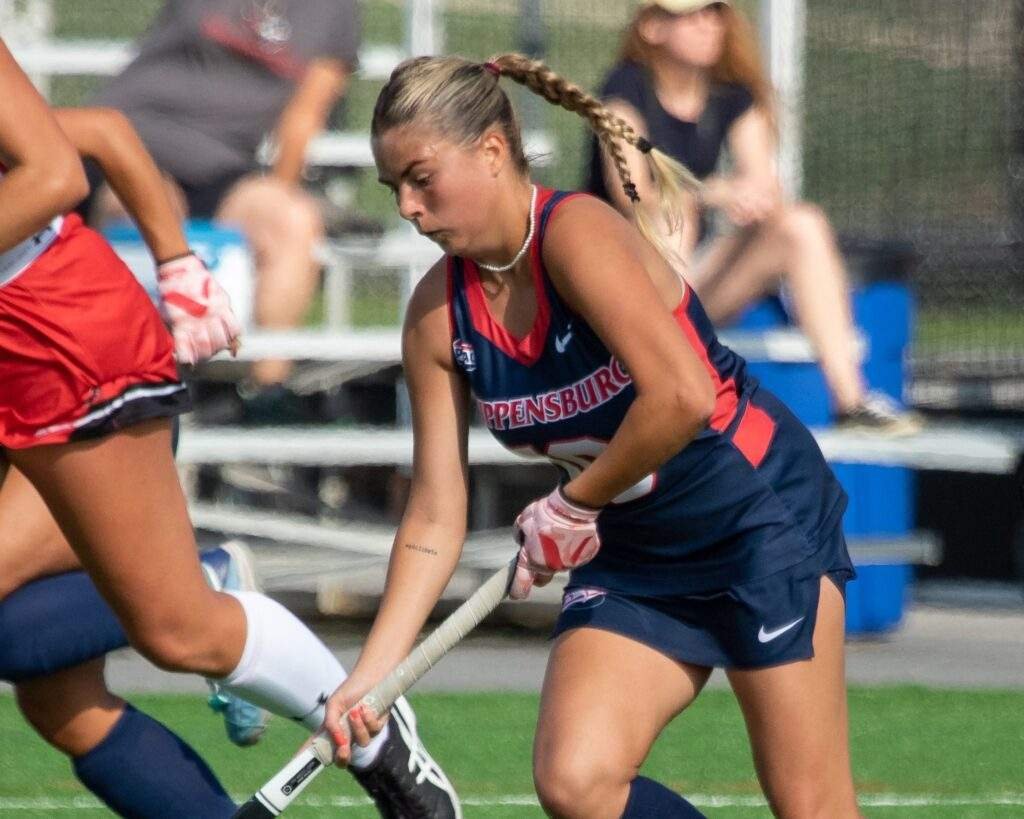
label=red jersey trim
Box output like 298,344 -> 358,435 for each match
731,401 -> 776,469
59,212 -> 81,236
461,186 -> 563,366
672,287 -> 739,432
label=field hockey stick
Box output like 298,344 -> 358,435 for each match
231,556 -> 518,818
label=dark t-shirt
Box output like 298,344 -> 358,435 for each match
96,0 -> 360,185
586,61 -> 754,203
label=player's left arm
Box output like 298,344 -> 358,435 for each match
270,58 -> 350,185
543,196 -> 716,508
54,107 -> 188,263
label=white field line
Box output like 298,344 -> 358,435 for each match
1,793 -> 1024,811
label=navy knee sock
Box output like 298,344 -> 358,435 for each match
73,704 -> 235,819
0,570 -> 128,682
622,776 -> 705,818
0,550 -> 226,682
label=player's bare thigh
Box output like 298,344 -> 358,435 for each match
691,225 -> 784,295
0,461 -> 81,599
5,420 -> 245,675
727,576 -> 860,818
534,627 -> 711,819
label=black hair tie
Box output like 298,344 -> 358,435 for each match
636,136 -> 653,154
623,182 -> 640,203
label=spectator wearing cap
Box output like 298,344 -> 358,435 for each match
587,0 -> 921,434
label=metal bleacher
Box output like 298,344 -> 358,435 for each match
9,38 -> 409,175
176,403 -> 1024,476
13,2 -> 1024,607
184,324 -> 1024,603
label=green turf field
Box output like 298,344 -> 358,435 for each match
1,688 -> 1022,817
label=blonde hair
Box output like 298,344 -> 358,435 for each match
372,53 -> 702,253
620,4 -> 775,126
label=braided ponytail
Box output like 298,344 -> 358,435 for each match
372,53 -> 700,262
489,53 -> 702,256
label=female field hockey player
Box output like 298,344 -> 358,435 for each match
323,54 -> 862,818
0,41 -> 458,818
589,0 -> 919,434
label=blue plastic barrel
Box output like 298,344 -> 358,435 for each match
726,285 -> 915,634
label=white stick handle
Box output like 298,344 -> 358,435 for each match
233,558 -> 517,818
360,558 -> 515,716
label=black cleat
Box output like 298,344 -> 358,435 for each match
351,696 -> 461,818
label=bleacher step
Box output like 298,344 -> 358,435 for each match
177,423 -> 1024,474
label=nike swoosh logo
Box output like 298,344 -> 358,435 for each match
554,326 -> 573,353
757,617 -> 805,643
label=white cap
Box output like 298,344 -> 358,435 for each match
642,0 -> 729,13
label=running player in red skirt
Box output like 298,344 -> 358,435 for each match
0,39 -> 460,818
324,54 -> 861,819
0,101 -> 252,816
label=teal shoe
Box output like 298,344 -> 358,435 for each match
206,686 -> 267,747
200,541 -> 269,747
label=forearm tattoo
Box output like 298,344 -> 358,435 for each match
404,542 -> 439,556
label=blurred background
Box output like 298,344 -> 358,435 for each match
4,0 -> 1022,626
2,2 -> 1024,815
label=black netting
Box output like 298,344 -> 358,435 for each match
462,0 -> 1024,400
802,0 -> 1023,393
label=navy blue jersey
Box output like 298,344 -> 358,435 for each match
447,187 -> 846,596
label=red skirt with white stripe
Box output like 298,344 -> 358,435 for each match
0,214 -> 190,449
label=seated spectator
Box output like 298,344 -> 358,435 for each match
87,0 -> 360,419
587,0 -> 920,434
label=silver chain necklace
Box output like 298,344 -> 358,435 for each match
476,185 -> 537,273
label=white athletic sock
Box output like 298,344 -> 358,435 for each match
216,591 -> 389,768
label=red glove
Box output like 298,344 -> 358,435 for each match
510,487 -> 601,600
157,253 -> 241,365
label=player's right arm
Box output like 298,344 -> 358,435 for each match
0,39 -> 88,252
53,107 -> 189,263
271,58 -> 350,186
51,106 -> 239,363
324,258 -> 471,759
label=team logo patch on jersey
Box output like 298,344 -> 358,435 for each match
562,587 -> 607,611
452,338 -> 477,372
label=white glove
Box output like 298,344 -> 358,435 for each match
510,487 -> 601,600
157,253 -> 241,365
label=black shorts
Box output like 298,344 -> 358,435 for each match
178,172 -> 247,219
79,160 -> 247,221
552,525 -> 855,670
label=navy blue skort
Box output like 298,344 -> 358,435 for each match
552,525 -> 855,670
